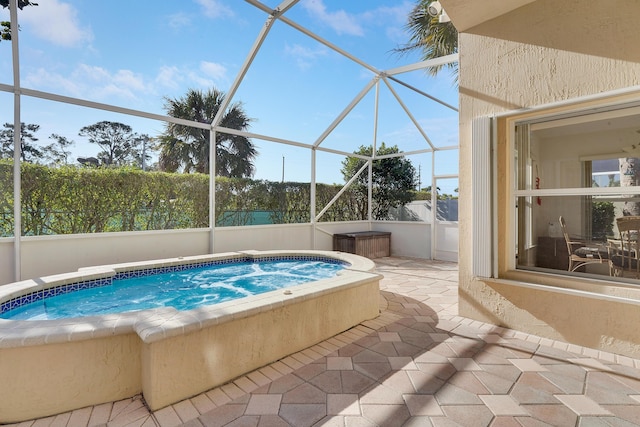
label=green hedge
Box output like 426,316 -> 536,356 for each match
0,161 -> 365,236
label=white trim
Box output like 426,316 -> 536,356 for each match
472,117 -> 493,278
515,186 -> 640,197
529,104 -> 640,130
492,117 -> 499,277
579,153 -> 627,162
495,85 -> 640,120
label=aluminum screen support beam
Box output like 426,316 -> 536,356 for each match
209,0 -> 300,253
212,0 -> 299,129
385,54 -> 458,77
313,77 -> 378,148
216,125 -> 372,160
368,161 -> 373,222
382,76 -> 438,151
431,154 -> 436,259
272,7 -> 380,76
373,79 -> 380,156
209,130 -> 217,254
13,87 -> 208,130
387,75 -> 458,113
310,147 -> 316,248
315,161 -> 369,222
369,81 -> 380,225
10,0 -> 22,282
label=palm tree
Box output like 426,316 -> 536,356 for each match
394,0 -> 458,77
159,88 -> 257,177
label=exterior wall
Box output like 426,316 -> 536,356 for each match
214,223 -> 315,253
371,221 -> 433,260
457,0 -> 640,356
0,334 -> 142,422
141,277 -> 380,410
0,238 -> 12,286
0,221 -> 434,286
4,229 -> 211,285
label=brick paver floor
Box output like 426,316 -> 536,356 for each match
8,257 -> 640,427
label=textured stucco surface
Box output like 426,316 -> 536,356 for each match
0,334 -> 142,423
141,279 -> 380,410
456,0 -> 640,357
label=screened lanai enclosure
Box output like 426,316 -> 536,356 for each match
0,0 -> 459,285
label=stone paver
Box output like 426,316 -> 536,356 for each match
7,257 -> 640,427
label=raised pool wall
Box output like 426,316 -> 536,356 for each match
0,250 -> 381,423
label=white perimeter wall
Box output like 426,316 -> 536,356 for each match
0,221 -> 434,286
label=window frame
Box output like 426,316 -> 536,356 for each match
496,91 -> 640,284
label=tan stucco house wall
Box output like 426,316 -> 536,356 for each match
445,0 -> 640,357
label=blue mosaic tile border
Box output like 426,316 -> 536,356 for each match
0,255 -> 349,316
252,255 -> 348,266
113,256 -> 253,280
0,277 -> 112,315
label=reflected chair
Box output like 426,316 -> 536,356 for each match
559,216 -> 605,272
609,216 -> 640,279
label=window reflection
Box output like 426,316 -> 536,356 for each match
513,106 -> 640,282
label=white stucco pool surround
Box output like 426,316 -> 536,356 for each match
0,249 -> 382,423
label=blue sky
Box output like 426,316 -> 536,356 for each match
0,0 -> 459,191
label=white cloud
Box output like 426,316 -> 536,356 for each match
285,43 -> 328,70
155,66 -> 183,90
300,0 -> 363,36
285,44 -> 325,60
112,69 -> 147,92
186,72 -> 215,89
367,2 -> 415,43
22,64 -> 149,102
20,0 -> 93,47
22,59 -> 231,103
24,68 -> 84,97
200,61 -> 227,81
71,65 -> 147,99
168,12 -> 192,30
194,0 -> 233,19
156,62 -> 227,90
368,3 -> 414,25
299,1 -> 414,43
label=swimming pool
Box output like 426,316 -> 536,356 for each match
1,257 -> 347,320
0,250 -> 381,423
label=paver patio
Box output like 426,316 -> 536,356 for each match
7,257 -> 640,427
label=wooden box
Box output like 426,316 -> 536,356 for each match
333,231 -> 391,259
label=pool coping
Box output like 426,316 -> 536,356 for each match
0,250 -> 377,348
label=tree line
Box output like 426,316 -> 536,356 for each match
0,160 -> 414,236
0,142 -> 422,237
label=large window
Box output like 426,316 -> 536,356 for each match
511,103 -> 640,282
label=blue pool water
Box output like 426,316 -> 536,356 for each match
2,259 -> 346,321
